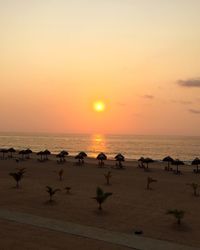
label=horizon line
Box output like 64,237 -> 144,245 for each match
0,131 -> 200,138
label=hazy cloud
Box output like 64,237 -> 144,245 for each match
180,101 -> 193,105
142,95 -> 154,99
189,109 -> 200,114
171,100 -> 192,105
177,78 -> 200,88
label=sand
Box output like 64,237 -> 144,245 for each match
0,153 -> 200,249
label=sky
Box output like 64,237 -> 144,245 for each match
0,0 -> 200,135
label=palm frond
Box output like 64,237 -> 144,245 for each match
52,189 -> 60,194
96,187 -> 104,197
103,192 -> 112,200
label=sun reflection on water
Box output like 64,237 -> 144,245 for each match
88,134 -> 107,158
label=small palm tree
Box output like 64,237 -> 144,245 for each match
46,186 -> 60,202
186,183 -> 199,196
167,209 -> 185,225
147,177 -> 157,190
64,186 -> 71,194
104,171 -> 112,185
58,169 -> 64,181
16,167 -> 26,173
9,169 -> 25,188
92,187 -> 112,210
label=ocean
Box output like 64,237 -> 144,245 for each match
0,133 -> 199,162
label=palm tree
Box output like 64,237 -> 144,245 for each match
9,169 -> 25,188
104,171 -> 112,185
58,168 -> 64,181
172,159 -> 184,174
167,209 -> 185,225
115,153 -> 125,168
97,153 -> 107,167
163,156 -> 174,171
16,167 -> 26,174
46,186 -> 60,202
64,186 -> 71,194
147,177 -> 157,190
186,183 -> 199,196
192,158 -> 200,173
92,187 -> 112,210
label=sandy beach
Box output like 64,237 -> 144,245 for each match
0,153 -> 200,249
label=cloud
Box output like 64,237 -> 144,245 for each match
180,101 -> 193,105
171,100 -> 192,105
189,109 -> 200,114
142,95 -> 154,99
177,78 -> 200,88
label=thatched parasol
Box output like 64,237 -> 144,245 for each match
143,157 -> 154,169
115,153 -> 125,168
8,148 -> 16,158
172,159 -> 184,174
192,157 -> 200,173
97,152 -> 107,166
163,156 -> 174,170
44,149 -> 51,160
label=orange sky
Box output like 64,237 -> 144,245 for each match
0,0 -> 200,135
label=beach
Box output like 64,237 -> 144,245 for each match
0,153 -> 200,249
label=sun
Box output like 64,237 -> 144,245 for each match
93,101 -> 105,112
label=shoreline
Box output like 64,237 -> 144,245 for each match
0,133 -> 200,162
0,149 -> 195,164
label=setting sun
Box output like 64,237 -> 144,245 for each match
93,101 -> 105,112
